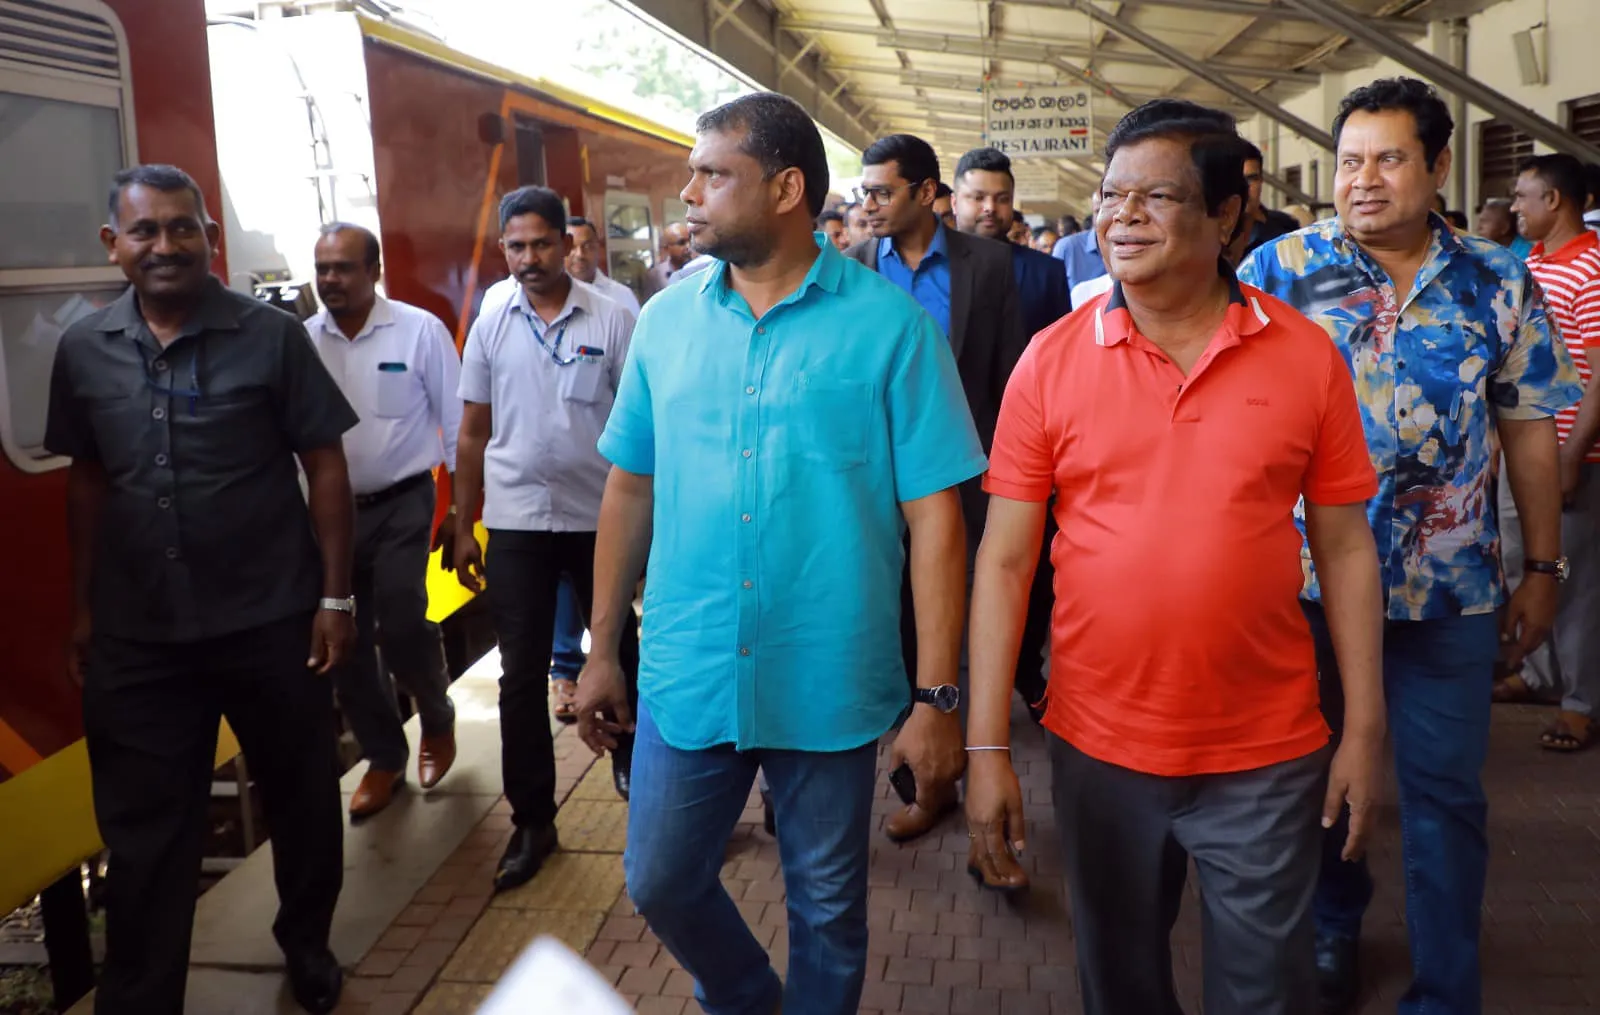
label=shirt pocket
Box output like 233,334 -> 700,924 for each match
560,359 -> 608,405
374,363 -> 420,419
792,377 -> 871,469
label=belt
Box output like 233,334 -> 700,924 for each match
354,471 -> 432,510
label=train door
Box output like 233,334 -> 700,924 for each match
603,190 -> 652,298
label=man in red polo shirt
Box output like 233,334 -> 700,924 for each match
1503,153 -> 1600,751
963,102 -> 1387,1014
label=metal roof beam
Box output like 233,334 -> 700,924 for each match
1067,0 -> 1334,150
780,19 -> 1320,83
1276,0 -> 1600,164
621,0 -> 879,149
1003,0 -> 1425,34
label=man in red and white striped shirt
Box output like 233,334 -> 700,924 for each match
1503,153 -> 1600,751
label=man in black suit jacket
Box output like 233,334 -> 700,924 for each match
945,147 -> 1067,738
847,134 -> 1027,866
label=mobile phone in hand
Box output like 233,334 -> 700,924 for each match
888,762 -> 917,806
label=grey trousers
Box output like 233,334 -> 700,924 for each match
1049,736 -> 1330,1015
334,476 -> 455,771
1497,458 -> 1600,716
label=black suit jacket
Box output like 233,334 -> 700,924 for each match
845,229 -> 1027,548
1011,243 -> 1072,339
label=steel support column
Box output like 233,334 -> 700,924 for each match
1277,0 -> 1600,163
1068,0 -> 1334,151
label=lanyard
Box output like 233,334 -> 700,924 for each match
139,339 -> 202,417
520,309 -> 582,367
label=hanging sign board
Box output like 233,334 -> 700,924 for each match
983,84 -> 1095,159
1011,162 -> 1061,204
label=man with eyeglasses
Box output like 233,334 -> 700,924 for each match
45,164 -> 356,1014
452,185 -> 640,892
845,133 -> 1027,861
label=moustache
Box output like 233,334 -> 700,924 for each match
141,254 -> 196,271
517,269 -> 545,281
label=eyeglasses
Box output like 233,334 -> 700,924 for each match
855,182 -> 916,205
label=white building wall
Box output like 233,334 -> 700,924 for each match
1242,0 -> 1600,214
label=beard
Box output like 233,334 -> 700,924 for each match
692,221 -> 776,268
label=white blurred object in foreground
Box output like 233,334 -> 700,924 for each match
476,935 -> 635,1014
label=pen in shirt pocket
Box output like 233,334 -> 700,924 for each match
574,346 -> 605,358
378,362 -> 408,372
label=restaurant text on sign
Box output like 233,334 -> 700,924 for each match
983,84 -> 1095,159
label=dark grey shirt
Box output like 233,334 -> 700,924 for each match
45,280 -> 358,644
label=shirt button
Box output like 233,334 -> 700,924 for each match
153,360 -> 169,372
152,407 -> 166,420
739,647 -> 751,656
745,386 -> 756,395
1399,409 -> 1409,418
157,496 -> 171,509
742,449 -> 752,458
742,580 -> 753,589
741,513 -> 752,523
164,547 -> 179,560
756,327 -> 766,335
155,453 -> 169,466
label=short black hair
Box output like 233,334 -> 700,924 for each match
954,146 -> 1013,186
1103,99 -> 1246,220
934,181 -> 952,200
318,221 -> 380,267
862,134 -> 941,190
696,92 -> 830,218
1240,140 -> 1264,164
817,209 -> 845,226
567,215 -> 599,239
499,185 -> 566,232
108,164 -> 210,229
1333,77 -> 1453,171
1520,153 -> 1588,212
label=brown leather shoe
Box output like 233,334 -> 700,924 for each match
417,731 -> 457,789
349,768 -> 404,820
884,793 -> 958,843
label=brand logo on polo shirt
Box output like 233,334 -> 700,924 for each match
1246,397 -> 1270,407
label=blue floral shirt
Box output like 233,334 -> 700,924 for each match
1239,215 -> 1582,621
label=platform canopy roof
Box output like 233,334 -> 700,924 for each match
619,0 -> 1506,212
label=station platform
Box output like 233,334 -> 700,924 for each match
71,664 -> 1600,1015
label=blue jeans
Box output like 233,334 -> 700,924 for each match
1302,602 -> 1498,1015
623,704 -> 876,1015
550,574 -> 586,681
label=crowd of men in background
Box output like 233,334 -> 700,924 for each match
44,60 -> 1600,1015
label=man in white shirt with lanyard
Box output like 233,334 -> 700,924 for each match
306,222 -> 461,819
453,186 -> 640,892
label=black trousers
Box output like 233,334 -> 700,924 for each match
84,612 -> 343,1015
485,529 -> 639,828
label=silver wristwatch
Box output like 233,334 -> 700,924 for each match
319,596 -> 357,616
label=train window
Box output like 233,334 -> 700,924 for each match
0,0 -> 135,473
605,192 -> 653,300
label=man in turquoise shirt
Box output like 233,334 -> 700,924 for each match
573,92 -> 985,1015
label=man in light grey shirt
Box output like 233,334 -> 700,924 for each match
306,222 -> 461,819
452,186 -> 640,893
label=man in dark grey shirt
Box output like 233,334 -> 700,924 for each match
45,165 -> 358,1015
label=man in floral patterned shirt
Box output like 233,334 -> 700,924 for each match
1240,78 -> 1582,1015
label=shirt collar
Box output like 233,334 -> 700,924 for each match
878,219 -> 949,268
701,233 -> 842,310
1095,260 -> 1269,349
514,275 -> 589,329
96,277 -> 241,341
1329,211 -> 1460,275
1530,229 -> 1600,262
313,294 -> 394,341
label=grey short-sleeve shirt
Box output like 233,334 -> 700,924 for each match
45,280 -> 358,644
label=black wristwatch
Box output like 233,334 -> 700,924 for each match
914,684 -> 960,714
1525,557 -> 1570,582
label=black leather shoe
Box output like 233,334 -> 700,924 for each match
285,947 -> 342,1015
494,823 -> 558,892
611,735 -> 633,801
1315,933 -> 1360,1015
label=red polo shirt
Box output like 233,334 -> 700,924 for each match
985,275 -> 1378,777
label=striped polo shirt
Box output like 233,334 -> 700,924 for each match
1528,230 -> 1600,462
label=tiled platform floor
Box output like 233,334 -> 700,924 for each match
339,701 -> 1600,1015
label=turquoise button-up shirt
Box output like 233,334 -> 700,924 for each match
597,236 -> 987,752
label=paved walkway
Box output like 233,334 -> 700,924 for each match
333,701 -> 1600,1015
